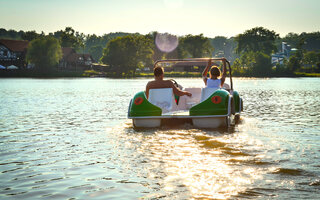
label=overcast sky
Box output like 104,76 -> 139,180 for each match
1,0 -> 319,37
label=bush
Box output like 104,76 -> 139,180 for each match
26,36 -> 62,72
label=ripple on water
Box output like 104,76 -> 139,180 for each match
0,78 -> 320,199
271,168 -> 312,176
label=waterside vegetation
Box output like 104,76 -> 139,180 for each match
1,27 -> 320,78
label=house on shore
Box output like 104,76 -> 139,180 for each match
59,47 -> 94,71
0,39 -> 96,71
271,42 -> 297,65
0,39 -> 29,69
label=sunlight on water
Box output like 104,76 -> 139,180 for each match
111,119 -> 269,199
1,78 -> 320,199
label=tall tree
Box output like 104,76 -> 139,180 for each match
210,36 -> 227,54
26,36 -> 62,71
21,31 -> 43,41
101,35 -> 153,74
303,51 -> 320,66
179,34 -> 213,58
88,45 -> 103,62
235,27 -> 279,55
146,31 -> 165,61
59,27 -> 83,51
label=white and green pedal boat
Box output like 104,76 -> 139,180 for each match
128,58 -> 243,128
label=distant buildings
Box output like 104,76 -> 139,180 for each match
172,61 -> 206,72
0,39 -> 29,68
0,39 -> 95,71
271,42 -> 297,65
59,47 -> 94,71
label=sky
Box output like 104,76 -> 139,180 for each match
1,0 -> 319,38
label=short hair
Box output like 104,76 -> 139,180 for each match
154,66 -> 164,77
209,66 -> 221,78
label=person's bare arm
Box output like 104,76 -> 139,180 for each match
220,58 -> 227,86
145,82 -> 150,98
202,59 -> 212,85
170,81 -> 192,97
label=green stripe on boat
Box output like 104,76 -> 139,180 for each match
129,91 -> 162,117
189,90 -> 229,116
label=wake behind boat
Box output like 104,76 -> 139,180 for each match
128,58 -> 243,128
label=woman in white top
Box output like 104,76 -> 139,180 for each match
202,58 -> 227,89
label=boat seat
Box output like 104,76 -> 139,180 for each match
148,88 -> 176,113
200,87 -> 219,102
222,83 -> 230,90
178,88 -> 201,110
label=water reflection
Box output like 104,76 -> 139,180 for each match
115,119 -> 267,199
1,78 -> 320,199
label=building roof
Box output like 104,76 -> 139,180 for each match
0,39 -> 29,52
62,47 -> 76,59
66,53 -> 93,62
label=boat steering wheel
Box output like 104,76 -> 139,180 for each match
170,79 -> 179,88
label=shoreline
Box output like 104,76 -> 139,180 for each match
1,70 -> 320,78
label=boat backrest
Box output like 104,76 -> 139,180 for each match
148,88 -> 174,113
200,87 -> 218,102
177,88 -> 201,110
222,83 -> 230,90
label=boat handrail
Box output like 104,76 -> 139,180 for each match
154,58 -> 233,91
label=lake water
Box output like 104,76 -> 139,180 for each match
0,77 -> 320,199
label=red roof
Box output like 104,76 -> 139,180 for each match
0,39 -> 29,52
66,53 -> 93,62
62,47 -> 76,59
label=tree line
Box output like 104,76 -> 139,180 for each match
232,27 -> 320,76
1,27 -> 320,76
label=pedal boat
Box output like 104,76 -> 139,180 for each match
128,58 -> 243,128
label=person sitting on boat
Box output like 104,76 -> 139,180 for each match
202,58 -> 227,89
146,66 -> 192,98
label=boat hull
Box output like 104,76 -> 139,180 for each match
133,118 -> 161,128
128,88 -> 242,129
132,116 -> 235,129
192,117 -> 227,128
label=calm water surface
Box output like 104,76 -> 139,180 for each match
0,77 -> 319,199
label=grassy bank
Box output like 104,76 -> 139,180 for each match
1,69 -> 320,78
294,72 -> 320,77
0,69 -> 85,78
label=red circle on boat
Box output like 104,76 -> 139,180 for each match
211,96 -> 222,104
134,97 -> 144,105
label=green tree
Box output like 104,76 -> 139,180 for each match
145,31 -> 165,61
84,34 -> 101,52
88,45 -> 103,62
26,36 -> 62,71
282,32 -> 300,47
210,36 -> 227,57
179,34 -> 213,58
237,51 -> 272,76
287,54 -> 301,72
303,51 -> 319,65
252,52 -> 272,75
83,32 -> 132,61
101,35 -> 153,74
300,32 -> 320,51
235,27 -> 279,55
59,27 -> 83,51
21,31 -> 44,41
0,28 -> 22,39
232,58 -> 246,76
